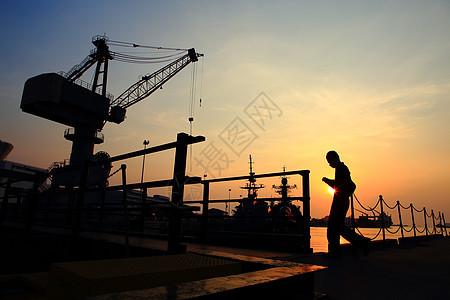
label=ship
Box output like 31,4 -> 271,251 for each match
346,212 -> 393,228
230,156 -> 303,233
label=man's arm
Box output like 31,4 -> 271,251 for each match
322,177 -> 335,187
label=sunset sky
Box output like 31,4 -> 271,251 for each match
1,1 -> 449,221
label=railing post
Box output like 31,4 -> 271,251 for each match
121,164 -> 129,256
140,187 -> 147,232
439,212 -> 444,235
442,213 -> 448,237
201,181 -> 210,242
397,201 -> 404,239
99,188 -> 105,226
65,186 -> 74,226
302,171 -> 311,252
410,204 -> 417,238
0,179 -> 11,226
26,173 -> 44,231
350,194 -> 356,231
423,207 -> 428,236
379,195 -> 386,243
168,133 -> 189,254
431,210 -> 437,235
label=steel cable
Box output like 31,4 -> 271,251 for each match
382,198 -> 398,210
399,202 -> 410,210
107,40 -> 188,51
356,227 -> 382,240
354,194 -> 379,212
402,225 -> 414,233
412,205 -> 424,213
415,227 -> 427,234
112,51 -> 185,61
385,226 -> 401,234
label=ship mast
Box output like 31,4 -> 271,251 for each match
240,155 -> 264,200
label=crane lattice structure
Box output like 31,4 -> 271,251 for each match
20,35 -> 203,186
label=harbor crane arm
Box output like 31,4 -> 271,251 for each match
64,54 -> 97,82
107,48 -> 202,124
65,36 -> 114,82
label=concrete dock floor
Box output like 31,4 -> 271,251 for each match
2,224 -> 449,299
82,231 -> 450,299
292,238 -> 450,299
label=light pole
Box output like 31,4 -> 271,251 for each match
227,188 -> 231,214
140,140 -> 150,195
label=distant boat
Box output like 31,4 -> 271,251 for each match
347,212 -> 393,228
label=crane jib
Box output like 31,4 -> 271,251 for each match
107,48 -> 202,124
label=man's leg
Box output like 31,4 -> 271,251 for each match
327,197 -> 349,255
341,227 -> 371,256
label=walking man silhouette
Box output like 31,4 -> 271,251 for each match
322,150 -> 370,256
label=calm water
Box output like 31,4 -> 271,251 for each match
310,226 -> 448,253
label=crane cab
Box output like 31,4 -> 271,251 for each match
20,73 -> 110,130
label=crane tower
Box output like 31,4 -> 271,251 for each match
20,35 -> 202,186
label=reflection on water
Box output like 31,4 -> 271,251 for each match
311,226 -> 448,253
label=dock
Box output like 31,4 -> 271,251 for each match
1,223 -> 449,299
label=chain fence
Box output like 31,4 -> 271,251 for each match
351,194 -> 448,242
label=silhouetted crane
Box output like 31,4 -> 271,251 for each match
21,35 -> 203,185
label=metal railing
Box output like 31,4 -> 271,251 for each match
350,194 -> 448,242
182,170 -> 312,252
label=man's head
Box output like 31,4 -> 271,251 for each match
326,150 -> 341,168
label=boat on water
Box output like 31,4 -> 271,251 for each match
346,212 -> 393,228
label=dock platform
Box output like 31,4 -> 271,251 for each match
1,223 -> 449,299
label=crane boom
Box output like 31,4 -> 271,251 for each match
108,48 -> 202,124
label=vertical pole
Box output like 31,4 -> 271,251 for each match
99,189 -> 105,226
302,171 -> 311,252
431,210 -> 436,235
442,213 -> 448,237
26,173 -> 43,231
101,57 -> 109,97
14,195 -> 21,220
350,194 -> 356,231
72,162 -> 90,237
121,164 -> 129,256
201,181 -> 210,242
140,140 -> 149,197
0,179 -> 11,226
410,204 -> 417,238
65,187 -> 74,226
397,201 -> 404,239
439,212 -> 444,235
168,133 -> 189,254
423,208 -> 428,236
379,195 -> 386,243
140,187 -> 147,232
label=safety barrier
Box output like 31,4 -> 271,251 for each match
350,194 -> 448,242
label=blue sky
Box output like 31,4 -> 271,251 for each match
1,1 -> 449,218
